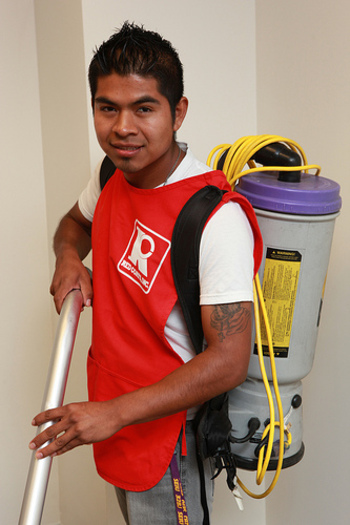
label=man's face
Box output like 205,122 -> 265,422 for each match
93,73 -> 187,189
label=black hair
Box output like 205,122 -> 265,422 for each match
88,22 -> 184,118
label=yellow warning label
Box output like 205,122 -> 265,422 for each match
256,248 -> 302,358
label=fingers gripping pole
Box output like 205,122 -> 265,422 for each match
19,290 -> 83,525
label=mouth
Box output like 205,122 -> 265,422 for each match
111,144 -> 143,158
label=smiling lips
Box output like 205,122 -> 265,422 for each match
111,144 -> 143,157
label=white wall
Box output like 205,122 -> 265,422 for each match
0,1 -> 60,524
256,1 -> 350,524
34,1 -> 107,523
80,0 -> 258,168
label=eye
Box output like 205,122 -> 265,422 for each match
137,106 -> 152,114
100,105 -> 117,113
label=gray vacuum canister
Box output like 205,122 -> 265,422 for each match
230,170 -> 341,470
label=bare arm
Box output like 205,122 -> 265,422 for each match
113,302 -> 252,424
50,202 -> 93,313
29,301 -> 252,458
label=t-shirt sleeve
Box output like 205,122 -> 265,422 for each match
199,200 -> 254,305
78,158 -> 103,222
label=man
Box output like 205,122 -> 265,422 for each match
29,22 -> 262,524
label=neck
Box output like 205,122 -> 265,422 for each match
162,143 -> 182,186
123,142 -> 185,189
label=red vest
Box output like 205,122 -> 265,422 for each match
88,169 -> 262,491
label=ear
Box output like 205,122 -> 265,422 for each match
173,97 -> 188,132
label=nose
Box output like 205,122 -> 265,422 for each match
112,110 -> 137,137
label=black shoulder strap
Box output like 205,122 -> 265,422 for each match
171,185 -> 226,355
100,155 -> 117,190
171,185 -> 229,525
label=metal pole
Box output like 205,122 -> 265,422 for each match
19,290 -> 83,525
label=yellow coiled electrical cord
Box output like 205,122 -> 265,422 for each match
207,134 -> 321,187
207,135 -> 320,499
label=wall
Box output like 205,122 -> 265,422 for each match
81,0 -> 258,169
34,1 -> 107,523
256,1 -> 350,524
0,1 -> 60,524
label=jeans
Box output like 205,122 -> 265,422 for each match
115,421 -> 215,525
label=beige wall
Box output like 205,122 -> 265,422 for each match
3,0 -> 348,524
34,1 -> 107,523
80,0 -> 258,169
256,1 -> 350,524
0,1 -> 59,524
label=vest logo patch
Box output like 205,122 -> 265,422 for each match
117,220 -> 171,294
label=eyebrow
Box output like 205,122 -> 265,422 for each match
94,96 -> 161,107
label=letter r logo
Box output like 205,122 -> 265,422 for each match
118,220 -> 171,294
128,226 -> 155,277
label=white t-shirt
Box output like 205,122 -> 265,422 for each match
79,143 -> 254,363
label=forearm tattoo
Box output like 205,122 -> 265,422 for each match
210,303 -> 251,342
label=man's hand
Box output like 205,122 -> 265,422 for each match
29,400 -> 121,459
50,252 -> 93,313
50,202 -> 93,313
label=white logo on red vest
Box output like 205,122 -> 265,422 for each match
117,220 -> 171,294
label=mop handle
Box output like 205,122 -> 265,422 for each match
19,289 -> 83,525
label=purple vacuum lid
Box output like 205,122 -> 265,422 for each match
235,171 -> 342,215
